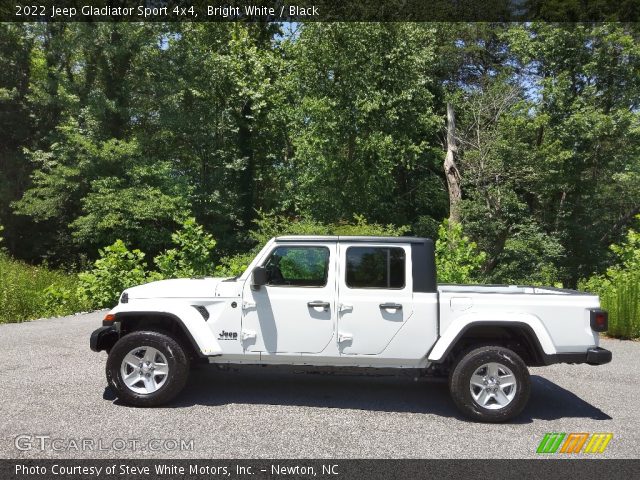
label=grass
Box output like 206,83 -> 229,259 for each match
599,272 -> 640,339
0,253 -> 88,323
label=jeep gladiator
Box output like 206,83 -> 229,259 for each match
91,236 -> 612,422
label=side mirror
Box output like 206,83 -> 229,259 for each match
252,266 -> 268,289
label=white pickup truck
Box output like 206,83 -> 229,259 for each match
91,236 -> 611,422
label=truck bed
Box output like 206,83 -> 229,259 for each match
438,284 -> 592,296
435,284 -> 601,355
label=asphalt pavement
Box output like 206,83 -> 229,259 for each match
0,311 -> 638,459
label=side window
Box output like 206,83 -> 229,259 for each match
346,247 -> 406,289
263,246 -> 330,287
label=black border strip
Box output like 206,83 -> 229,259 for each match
2,459 -> 638,480
2,0 -> 640,22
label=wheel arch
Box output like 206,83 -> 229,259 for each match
429,320 -> 551,367
115,312 -> 207,361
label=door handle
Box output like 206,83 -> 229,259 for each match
338,332 -> 353,344
241,330 -> 256,341
242,301 -> 256,310
339,303 -> 353,313
379,303 -> 402,310
308,301 -> 330,311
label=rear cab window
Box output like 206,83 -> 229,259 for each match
345,246 -> 406,289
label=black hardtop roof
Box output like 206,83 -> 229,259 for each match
274,235 -> 432,244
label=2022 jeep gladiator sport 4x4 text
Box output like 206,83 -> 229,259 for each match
91,236 -> 612,422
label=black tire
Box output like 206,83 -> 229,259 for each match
106,330 -> 190,407
449,345 -> 530,423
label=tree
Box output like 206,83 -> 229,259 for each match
506,23 -> 640,284
281,23 -> 446,226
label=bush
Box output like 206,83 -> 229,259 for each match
435,220 -> 486,284
77,218 -> 220,306
43,284 -> 87,317
0,254 -> 87,323
579,217 -> 640,338
78,240 -> 151,309
154,217 -> 217,278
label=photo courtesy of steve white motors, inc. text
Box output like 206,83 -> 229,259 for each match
15,463 -> 339,477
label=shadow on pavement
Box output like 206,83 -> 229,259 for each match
517,375 -> 612,422
103,369 -> 611,422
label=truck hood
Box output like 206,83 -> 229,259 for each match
123,277 -> 230,301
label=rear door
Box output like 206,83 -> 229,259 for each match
336,243 -> 413,354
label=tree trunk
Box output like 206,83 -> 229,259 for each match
444,102 -> 462,223
238,99 -> 255,228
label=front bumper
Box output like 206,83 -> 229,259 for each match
90,326 -> 118,352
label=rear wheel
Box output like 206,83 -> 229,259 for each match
449,345 -> 530,422
106,331 -> 190,407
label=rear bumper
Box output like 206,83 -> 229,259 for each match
90,326 -> 119,352
545,347 -> 612,366
586,347 -> 612,365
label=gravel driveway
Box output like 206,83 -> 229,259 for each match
0,311 -> 637,458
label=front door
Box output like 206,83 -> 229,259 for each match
337,243 -> 413,354
241,243 -> 336,354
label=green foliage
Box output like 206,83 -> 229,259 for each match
247,211 -> 330,246
2,22 -> 640,312
215,252 -> 255,278
0,253 -> 87,323
610,225 -> 640,271
435,220 -> 486,284
74,218 -> 218,308
332,214 -> 411,237
42,284 -> 86,318
154,217 -> 217,278
78,240 -> 150,309
412,215 -> 440,241
284,23 -> 445,225
249,211 -> 409,245
581,272 -> 640,339
485,222 -> 565,286
580,218 -> 640,338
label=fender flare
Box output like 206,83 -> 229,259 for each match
110,301 -> 222,357
427,313 -> 556,363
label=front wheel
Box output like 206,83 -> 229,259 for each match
106,331 -> 190,407
449,345 -> 530,422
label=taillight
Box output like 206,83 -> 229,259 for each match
590,309 -> 608,332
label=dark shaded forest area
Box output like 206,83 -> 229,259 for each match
1,22 -> 639,289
